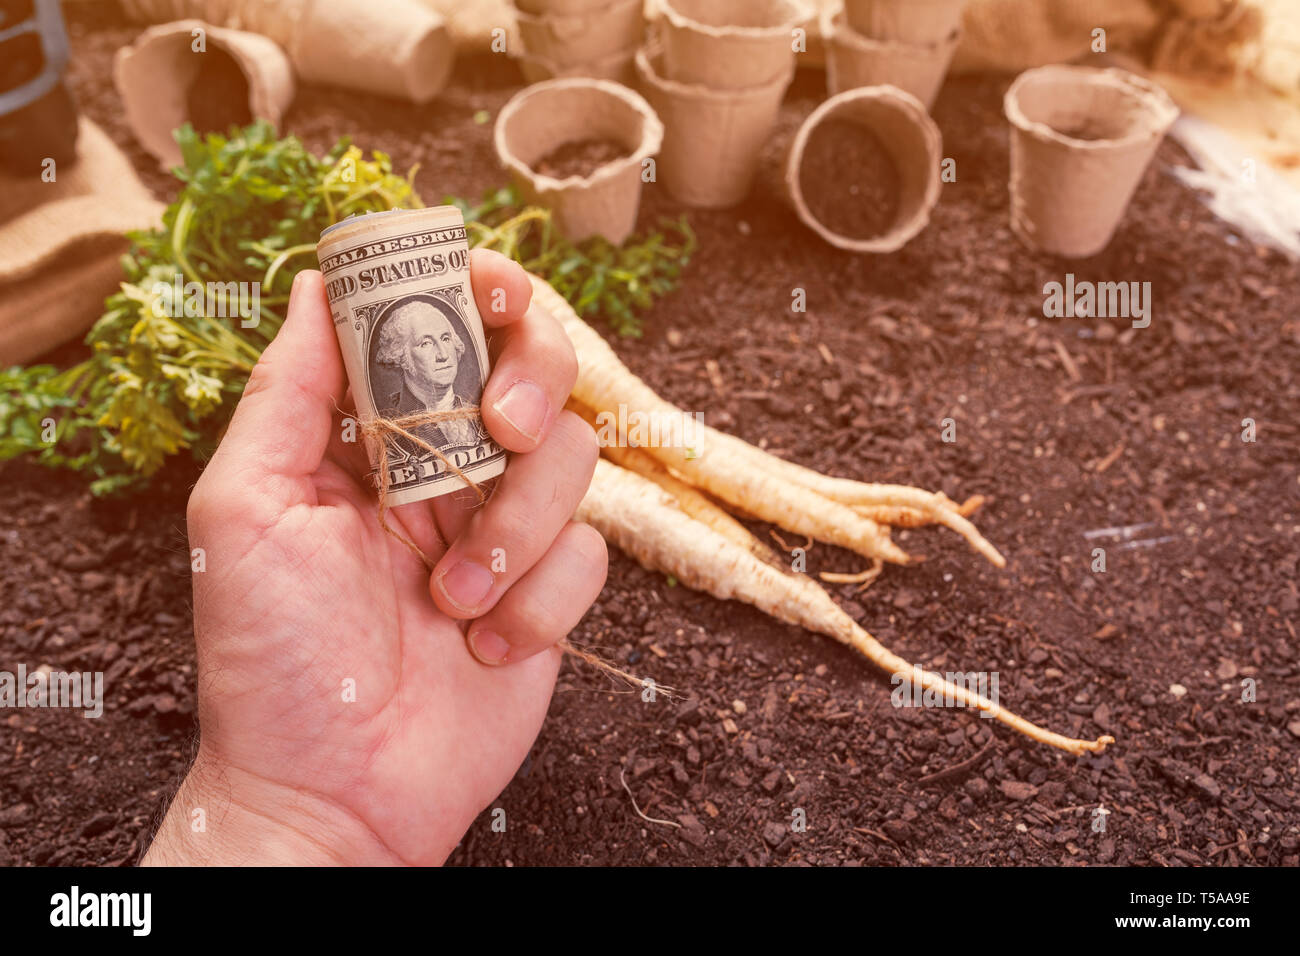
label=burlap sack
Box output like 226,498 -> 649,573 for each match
0,119 -> 164,366
1251,0 -> 1300,95
1150,1 -> 1264,79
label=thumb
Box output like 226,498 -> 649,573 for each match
206,270 -> 348,499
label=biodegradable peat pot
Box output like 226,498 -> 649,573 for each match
289,0 -> 454,102
634,43 -> 792,208
494,78 -> 663,243
657,0 -> 813,89
1004,65 -> 1178,258
823,10 -> 959,110
513,0 -> 612,12
515,44 -> 638,84
843,0 -> 967,45
120,0 -> 455,104
515,0 -> 644,68
785,85 -> 942,253
113,20 -> 295,169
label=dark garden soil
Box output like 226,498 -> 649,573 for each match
533,137 -> 630,180
798,118 -> 901,239
1,4 -> 1298,867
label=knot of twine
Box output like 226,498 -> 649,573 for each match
361,407 -> 487,570
358,407 -> 665,692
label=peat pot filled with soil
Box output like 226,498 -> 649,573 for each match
785,85 -> 942,252
1004,64 -> 1179,258
494,78 -> 663,243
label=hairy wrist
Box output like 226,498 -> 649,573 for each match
142,751 -> 401,866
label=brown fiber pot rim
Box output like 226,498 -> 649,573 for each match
784,84 -> 942,253
494,77 -> 664,191
1004,65 -> 1179,153
657,0 -> 815,42
633,41 -> 795,103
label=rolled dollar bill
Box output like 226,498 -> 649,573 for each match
317,206 -> 506,506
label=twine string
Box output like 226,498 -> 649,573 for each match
360,406 -> 487,569
358,407 -> 661,691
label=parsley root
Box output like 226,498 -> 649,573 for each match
754,457 -> 1007,567
533,277 -> 910,565
535,275 -> 1113,754
578,460 -> 1112,757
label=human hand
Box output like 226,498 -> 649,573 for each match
143,251 -> 605,866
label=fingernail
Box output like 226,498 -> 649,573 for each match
493,381 -> 548,442
437,560 -> 494,612
469,629 -> 510,665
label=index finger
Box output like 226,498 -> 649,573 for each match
470,248 -> 532,328
203,271 -> 346,503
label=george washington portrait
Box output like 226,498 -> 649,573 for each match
369,294 -> 488,456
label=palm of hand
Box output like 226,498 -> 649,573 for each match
167,259 -> 596,866
189,461 -> 559,864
